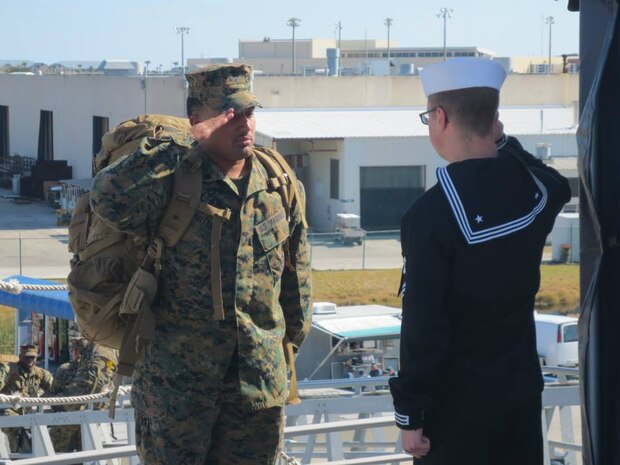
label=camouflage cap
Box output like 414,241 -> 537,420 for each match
185,64 -> 261,112
19,344 -> 38,357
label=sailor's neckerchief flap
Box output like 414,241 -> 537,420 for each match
436,157 -> 547,245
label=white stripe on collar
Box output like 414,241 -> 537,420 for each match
437,166 -> 547,245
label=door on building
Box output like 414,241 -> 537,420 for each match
360,166 -> 425,230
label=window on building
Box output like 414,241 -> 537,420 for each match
284,153 -> 308,169
0,106 -> 8,157
330,159 -> 339,200
38,110 -> 54,161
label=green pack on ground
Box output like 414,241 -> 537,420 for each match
67,113 -> 305,403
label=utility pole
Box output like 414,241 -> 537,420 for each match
384,18 -> 393,68
287,17 -> 301,75
175,26 -> 190,74
437,8 -> 453,62
546,16 -> 555,74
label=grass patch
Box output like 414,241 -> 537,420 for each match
536,264 -> 580,312
314,264 -> 580,312
313,269 -> 402,308
0,305 -> 15,354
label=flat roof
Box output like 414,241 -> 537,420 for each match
314,314 -> 402,339
256,106 -> 577,140
311,304 -> 402,339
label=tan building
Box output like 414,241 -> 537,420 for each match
189,38 -> 578,76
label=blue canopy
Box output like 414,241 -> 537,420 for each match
0,275 -> 74,321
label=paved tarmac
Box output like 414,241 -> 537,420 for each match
0,187 -> 552,280
0,187 -> 405,281
0,189 -> 72,279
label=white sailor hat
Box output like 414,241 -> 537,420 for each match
419,58 -> 507,97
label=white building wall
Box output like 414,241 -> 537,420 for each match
341,136 -> 444,215
303,140 -> 343,232
551,213 -> 580,263
0,74 -> 186,178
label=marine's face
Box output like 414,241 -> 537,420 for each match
19,355 -> 36,372
193,105 -> 256,162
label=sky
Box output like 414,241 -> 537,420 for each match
1,0 -> 579,67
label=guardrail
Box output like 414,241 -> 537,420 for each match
0,371 -> 581,465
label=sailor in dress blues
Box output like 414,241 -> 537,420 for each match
389,58 -> 571,465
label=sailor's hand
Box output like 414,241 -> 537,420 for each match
402,428 -> 431,459
190,108 -> 235,150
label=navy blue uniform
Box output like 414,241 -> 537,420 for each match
389,136 -> 571,465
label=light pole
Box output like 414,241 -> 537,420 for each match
335,21 -> 343,76
287,17 -> 301,75
175,26 -> 190,74
437,8 -> 453,61
143,60 -> 150,113
384,18 -> 393,67
546,16 -> 555,74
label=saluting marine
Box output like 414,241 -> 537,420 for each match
91,64 -> 312,465
389,58 -> 571,465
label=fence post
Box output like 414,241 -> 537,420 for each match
18,233 -> 22,275
362,235 -> 366,270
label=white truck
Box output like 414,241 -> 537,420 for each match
534,313 -> 579,367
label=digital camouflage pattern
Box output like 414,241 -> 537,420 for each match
134,364 -> 284,464
49,359 -> 80,452
91,134 -> 312,463
0,361 -> 54,452
185,64 -> 261,112
49,342 -> 118,452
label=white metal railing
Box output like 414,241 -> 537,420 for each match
0,371 -> 581,465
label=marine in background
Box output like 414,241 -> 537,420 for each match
50,340 -> 118,453
0,344 -> 53,453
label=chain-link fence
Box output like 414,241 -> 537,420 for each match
0,230 -> 403,280
308,230 -> 401,270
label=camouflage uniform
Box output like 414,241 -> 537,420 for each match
0,345 -> 53,453
49,342 -> 118,453
91,64 -> 312,465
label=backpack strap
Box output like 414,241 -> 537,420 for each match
253,147 -> 308,406
141,148 -> 204,275
283,338 -> 301,405
159,149 -> 203,248
196,203 -> 232,320
253,147 -> 308,230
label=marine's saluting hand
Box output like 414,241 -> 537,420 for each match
190,108 -> 235,149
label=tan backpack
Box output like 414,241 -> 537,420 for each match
67,114 -> 305,404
